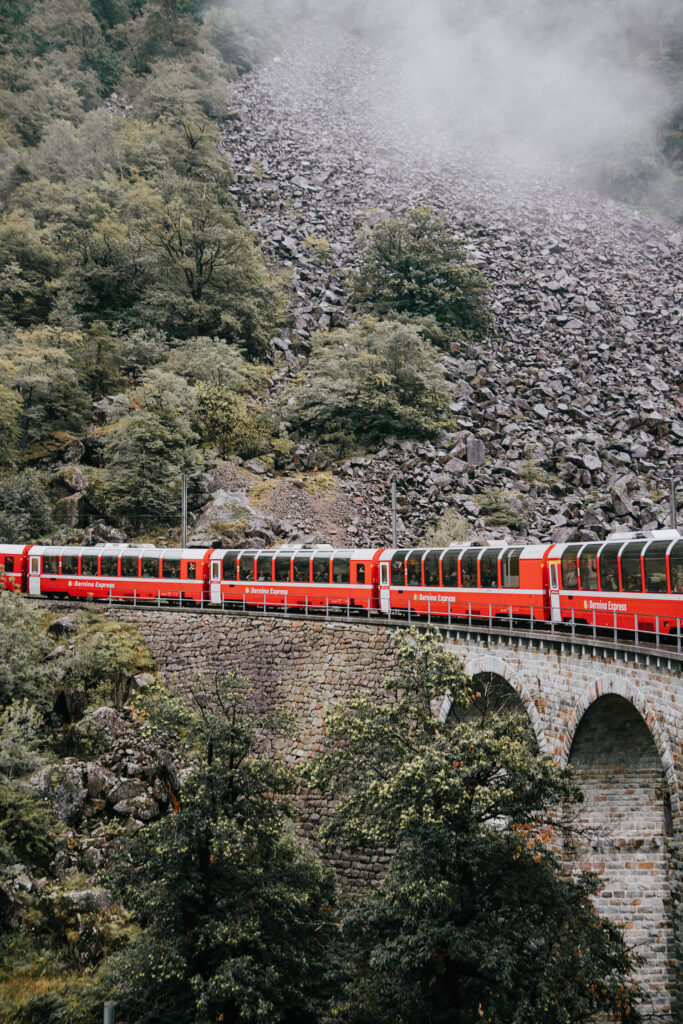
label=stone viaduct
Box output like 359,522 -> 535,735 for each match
104,607 -> 681,1021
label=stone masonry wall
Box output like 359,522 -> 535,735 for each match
104,609 -> 682,1019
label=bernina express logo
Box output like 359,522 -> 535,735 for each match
68,580 -> 73,588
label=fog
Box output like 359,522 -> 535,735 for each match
315,0 -> 682,209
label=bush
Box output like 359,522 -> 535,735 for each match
0,471 -> 54,543
285,317 -> 450,456
352,206 -> 492,345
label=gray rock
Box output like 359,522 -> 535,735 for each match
107,779 -> 147,805
466,438 -> 486,467
60,889 -> 112,912
48,616 -> 76,637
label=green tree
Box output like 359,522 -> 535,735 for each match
100,410 -> 205,527
192,382 -> 269,458
307,629 -> 642,1024
0,470 -> 54,544
285,317 -> 450,455
352,207 -> 492,345
105,674 -> 338,1024
0,590 -> 56,710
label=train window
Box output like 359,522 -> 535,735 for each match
81,554 -> 98,577
240,552 -> 256,582
424,550 -> 441,587
406,550 -> 425,587
62,555 -> 78,575
4,556 -> 13,573
669,541 -> 683,594
560,545 -> 580,589
142,557 -> 160,578
597,544 -> 620,592
212,562 -> 220,580
391,551 -> 407,586
480,548 -> 501,589
187,562 -> 196,580
293,554 -> 311,583
222,552 -> 238,580
442,549 -> 460,588
101,555 -> 118,576
644,540 -> 669,594
333,556 -> 350,584
578,544 -> 600,591
501,548 -> 521,589
43,555 -> 59,575
274,555 -> 291,582
162,558 -> 181,579
461,549 -> 479,588
257,554 -> 273,582
312,556 -> 330,584
620,541 -> 645,592
121,554 -> 139,578
356,563 -> 366,585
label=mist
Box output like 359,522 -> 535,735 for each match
316,0 -> 683,213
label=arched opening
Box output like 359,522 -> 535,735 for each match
567,695 -> 676,1018
466,671 -> 540,749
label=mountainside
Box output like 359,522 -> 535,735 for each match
209,20 -> 682,548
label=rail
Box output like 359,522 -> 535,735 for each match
36,590 -> 683,670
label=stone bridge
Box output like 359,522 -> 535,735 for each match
104,607 -> 681,1020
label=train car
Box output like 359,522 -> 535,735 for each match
208,545 -> 382,612
547,530 -> 683,633
0,544 -> 30,593
26,544 -> 212,603
378,543 -> 553,622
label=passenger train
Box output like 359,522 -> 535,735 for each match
1,529 -> 682,637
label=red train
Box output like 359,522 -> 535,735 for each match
1,530 -> 682,637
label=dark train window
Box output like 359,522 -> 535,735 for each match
424,550 -> 441,587
162,558 -> 181,579
480,548 -> 501,589
442,549 -> 461,588
669,541 -> 683,594
501,548 -> 521,588
240,552 -> 256,581
293,554 -> 311,583
620,541 -> 645,593
3,556 -> 13,573
356,563 -> 366,585
406,550 -> 425,587
222,552 -> 238,580
460,548 -> 479,588
187,562 -> 196,580
644,540 -> 669,594
598,544 -> 620,592
142,557 -> 160,578
257,554 -> 273,582
81,554 -> 98,577
560,545 -> 580,589
313,556 -> 330,583
121,554 -> 139,578
43,555 -> 59,575
579,544 -> 600,591
333,556 -> 350,584
274,555 -> 291,582
391,550 -> 407,586
62,555 -> 78,575
101,555 -> 118,576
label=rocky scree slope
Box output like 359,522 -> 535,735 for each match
216,25 -> 682,548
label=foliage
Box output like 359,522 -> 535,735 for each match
0,701 -> 46,783
0,471 -> 54,543
0,591 -> 55,711
165,335 -> 270,392
62,613 -> 156,711
105,675 -> 338,1024
423,507 -> 471,546
285,317 -> 450,456
307,629 -> 643,1024
0,785 -> 57,869
352,207 -> 492,345
99,411 -> 206,527
192,383 -> 270,458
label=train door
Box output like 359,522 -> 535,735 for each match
28,554 -> 41,596
548,559 -> 561,623
379,556 -> 391,616
210,558 -> 221,604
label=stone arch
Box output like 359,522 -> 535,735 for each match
461,653 -> 548,754
565,686 -> 678,1018
560,673 -> 679,815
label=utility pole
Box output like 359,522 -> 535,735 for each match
181,473 -> 188,548
671,476 -> 678,531
391,480 -> 398,548
103,1002 -> 115,1024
